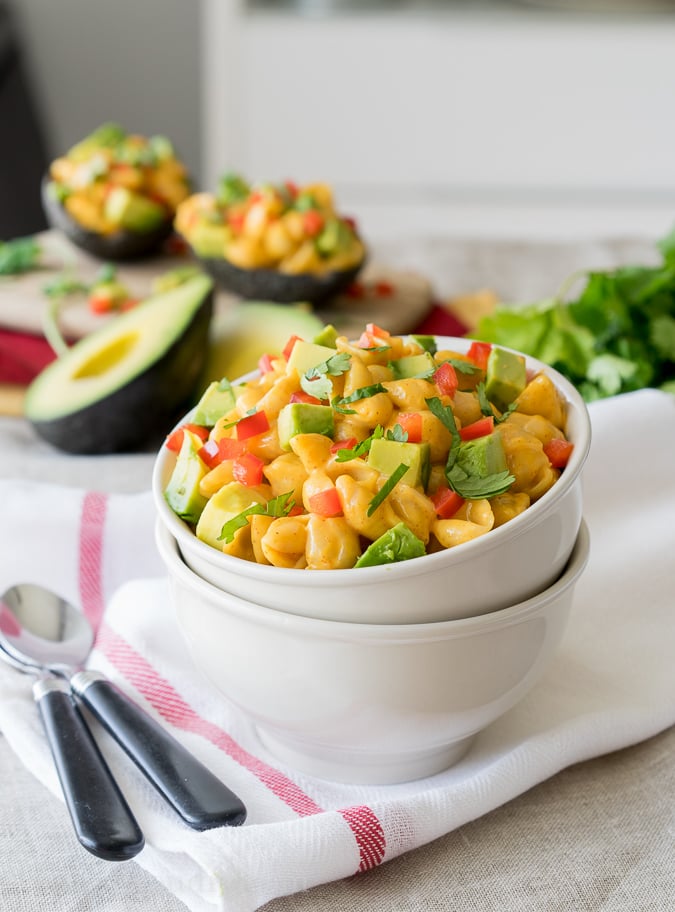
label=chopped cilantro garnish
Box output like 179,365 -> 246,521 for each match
0,236 -> 41,276
426,396 -> 515,498
334,426 -> 384,461
476,382 -> 518,423
367,463 -> 409,516
331,383 -> 387,415
217,491 -> 296,543
301,352 -> 351,400
386,423 -> 408,442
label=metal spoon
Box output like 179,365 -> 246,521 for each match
0,616 -> 144,861
0,582 -> 247,831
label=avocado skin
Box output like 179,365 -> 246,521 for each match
41,175 -> 173,262
198,250 -> 365,305
29,290 -> 214,455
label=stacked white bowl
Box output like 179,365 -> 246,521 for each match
152,339 -> 592,784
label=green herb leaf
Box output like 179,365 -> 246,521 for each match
367,463 -> 409,516
385,423 -> 408,442
335,383 -> 388,406
0,236 -> 41,276
476,381 -> 518,423
426,396 -> 461,472
446,465 -> 515,499
217,491 -> 296,543
43,271 -> 89,299
334,426 -> 384,461
301,352 -> 351,400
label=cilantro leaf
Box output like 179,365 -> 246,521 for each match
0,236 -> 41,276
367,463 -> 409,516
217,492 -> 296,543
386,424 -> 408,442
334,426 -> 384,461
332,383 -> 388,414
301,352 -> 351,401
446,465 -> 515,499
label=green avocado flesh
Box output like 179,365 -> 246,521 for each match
355,523 -> 426,568
25,274 -> 214,454
202,302 -> 325,383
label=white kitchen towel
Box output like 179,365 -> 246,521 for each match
0,389 -> 674,912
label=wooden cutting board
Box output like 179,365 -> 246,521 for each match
0,232 -> 433,343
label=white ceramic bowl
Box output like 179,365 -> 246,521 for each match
156,518 -> 590,785
153,336 -> 591,624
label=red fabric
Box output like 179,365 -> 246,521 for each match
413,303 -> 467,338
0,328 -> 57,385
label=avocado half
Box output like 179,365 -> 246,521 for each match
41,175 -> 174,262
25,274 -> 214,454
196,250 -> 365,305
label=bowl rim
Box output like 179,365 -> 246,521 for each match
152,334 -> 591,585
156,517 -> 590,641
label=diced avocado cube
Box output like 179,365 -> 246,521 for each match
164,430 -> 209,524
368,438 -> 431,489
315,218 -> 351,256
277,402 -> 335,450
485,346 -> 527,411
312,324 -> 339,349
104,187 -> 166,233
286,339 -> 338,376
189,221 -> 231,258
456,433 -> 507,478
192,379 -> 235,426
388,352 -> 436,380
355,522 -> 426,568
148,134 -> 175,162
196,482 -> 268,550
410,335 -> 437,355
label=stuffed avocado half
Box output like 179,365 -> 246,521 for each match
42,122 -> 191,260
175,174 -> 366,304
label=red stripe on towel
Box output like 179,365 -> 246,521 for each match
78,491 -> 108,631
78,491 -> 387,868
338,805 -> 387,871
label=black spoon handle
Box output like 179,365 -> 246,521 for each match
34,677 -> 145,862
71,671 -> 247,831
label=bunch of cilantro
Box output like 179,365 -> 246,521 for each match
473,229 -> 675,401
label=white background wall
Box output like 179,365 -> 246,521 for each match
8,0 -> 675,242
9,0 -> 202,181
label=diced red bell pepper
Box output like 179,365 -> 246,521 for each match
232,451 -> 265,486
282,334 -> 303,361
397,412 -> 423,443
165,423 -> 209,452
373,281 -> 394,297
258,352 -> 276,374
284,180 -> 299,199
198,436 -> 248,468
330,437 -> 358,454
433,361 -> 458,398
344,282 -> 365,299
466,341 -> 492,371
543,438 -> 574,468
308,487 -> 343,517
303,210 -> 324,237
366,322 -> 390,338
236,410 -> 270,440
459,416 -> 494,441
290,390 -> 323,405
430,487 -> 465,519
